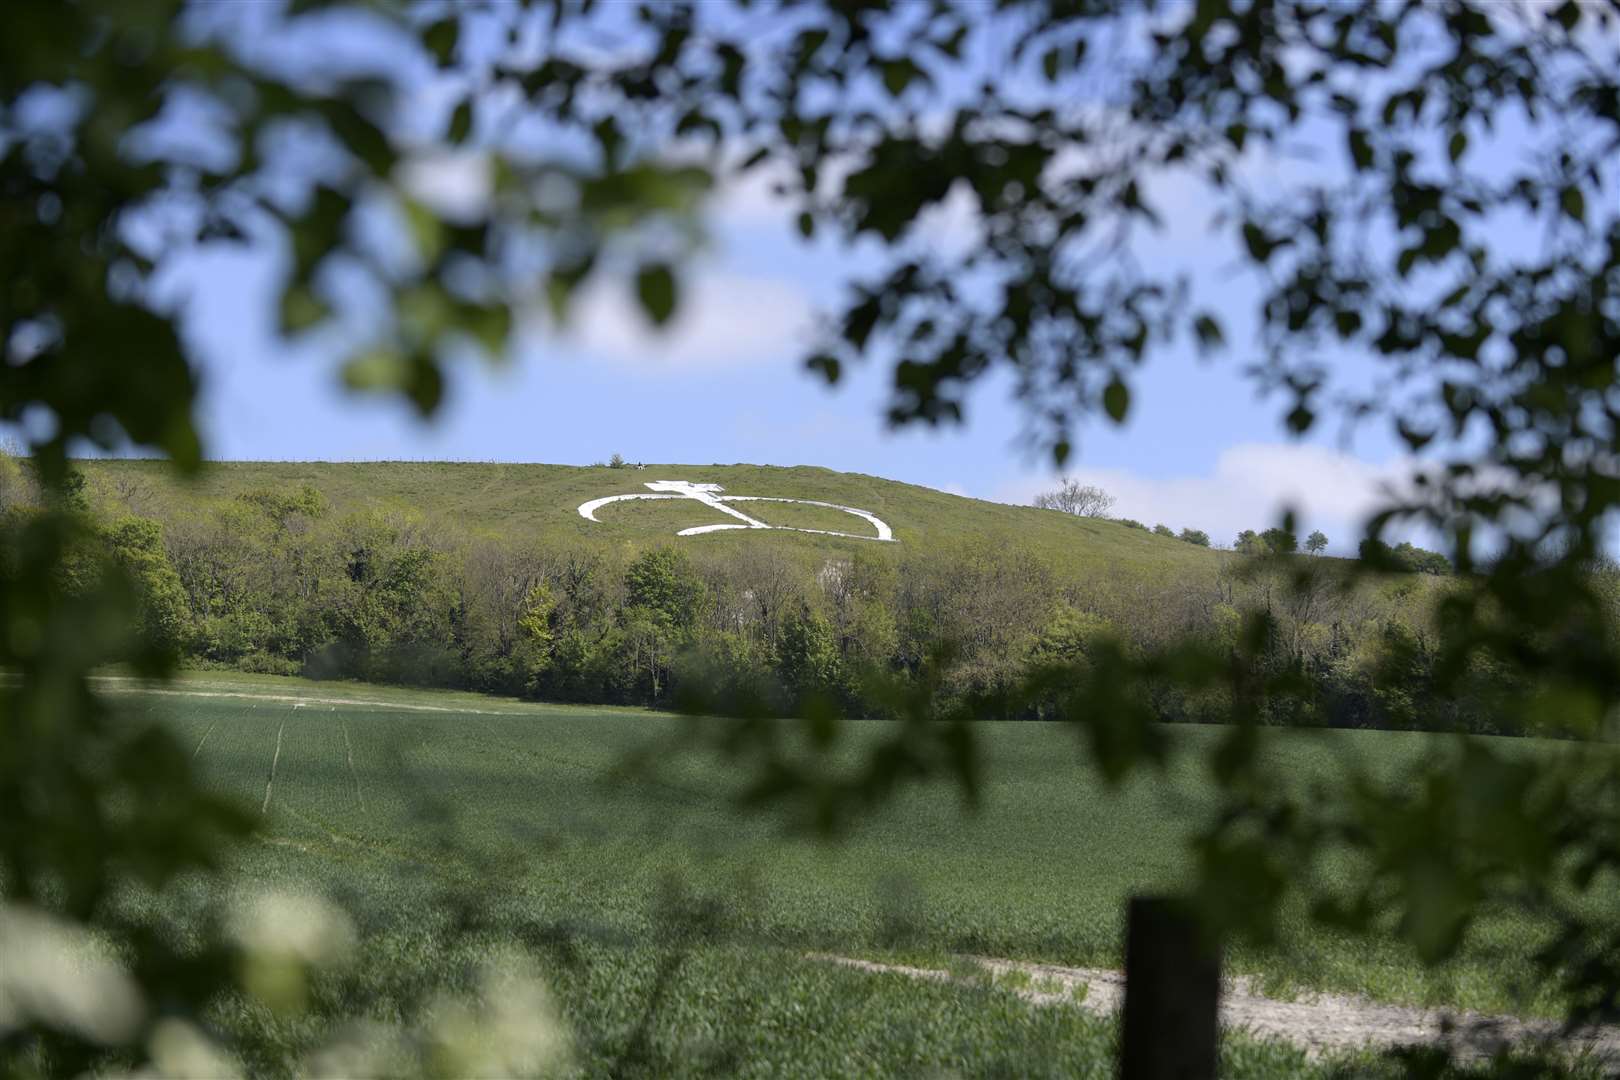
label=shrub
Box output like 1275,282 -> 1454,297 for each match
238,652 -> 302,677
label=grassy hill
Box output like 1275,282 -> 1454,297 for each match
79,458 -> 1230,582
65,458 -> 1455,730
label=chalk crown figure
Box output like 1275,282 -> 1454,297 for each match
578,479 -> 895,542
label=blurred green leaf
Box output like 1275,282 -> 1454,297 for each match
401,197 -> 445,265
1560,186 -> 1585,222
1347,128 -> 1372,170
806,352 -> 840,383
341,347 -> 410,393
278,283 -> 328,335
423,16 -> 458,65
636,263 -> 677,327
448,100 -> 473,144
1102,378 -> 1130,423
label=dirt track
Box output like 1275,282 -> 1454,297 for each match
90,676 -> 515,715
814,954 -> 1620,1066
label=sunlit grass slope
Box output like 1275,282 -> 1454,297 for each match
80,459 -> 1230,580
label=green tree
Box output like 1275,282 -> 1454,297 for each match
1260,528 -> 1298,556
515,581 -> 558,694
1305,530 -> 1329,556
1178,528 -> 1210,548
1393,542 -> 1452,576
619,548 -> 708,702
101,516 -> 189,654
1360,538 -> 1453,576
777,602 -> 842,702
625,548 -> 707,633
1032,607 -> 1116,667
237,485 -> 328,529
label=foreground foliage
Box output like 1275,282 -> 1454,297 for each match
3,0 -> 1620,1073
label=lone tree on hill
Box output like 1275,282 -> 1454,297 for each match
1261,528 -> 1298,556
1305,530 -> 1329,555
1179,528 -> 1210,547
1031,479 -> 1114,518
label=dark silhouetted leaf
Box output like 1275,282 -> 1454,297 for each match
423,16 -> 458,65
806,352 -> 840,383
1103,377 -> 1130,423
447,100 -> 473,144
636,262 -> 677,326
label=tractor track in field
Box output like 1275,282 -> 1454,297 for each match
338,715 -> 365,811
261,721 -> 286,815
813,954 -> 1620,1066
190,720 -> 218,760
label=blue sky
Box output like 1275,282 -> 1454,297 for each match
160,141 -> 1420,552
70,1 -> 1582,553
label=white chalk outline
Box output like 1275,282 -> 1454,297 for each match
578,480 -> 895,542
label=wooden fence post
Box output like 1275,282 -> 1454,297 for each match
1119,895 -> 1221,1080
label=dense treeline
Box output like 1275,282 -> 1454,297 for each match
3,457 -> 1607,735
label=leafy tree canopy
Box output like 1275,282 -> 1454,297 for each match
1260,527 -> 1298,556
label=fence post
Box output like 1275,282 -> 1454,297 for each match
1119,895 -> 1221,1080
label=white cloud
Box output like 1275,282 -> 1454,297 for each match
395,150 -> 493,222
559,270 -> 815,372
707,161 -> 799,231
996,442 -> 1423,550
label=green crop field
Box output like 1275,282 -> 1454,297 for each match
102,672 -> 1612,1078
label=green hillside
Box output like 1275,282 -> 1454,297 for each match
78,458 -> 1225,580
53,457 -> 1458,731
